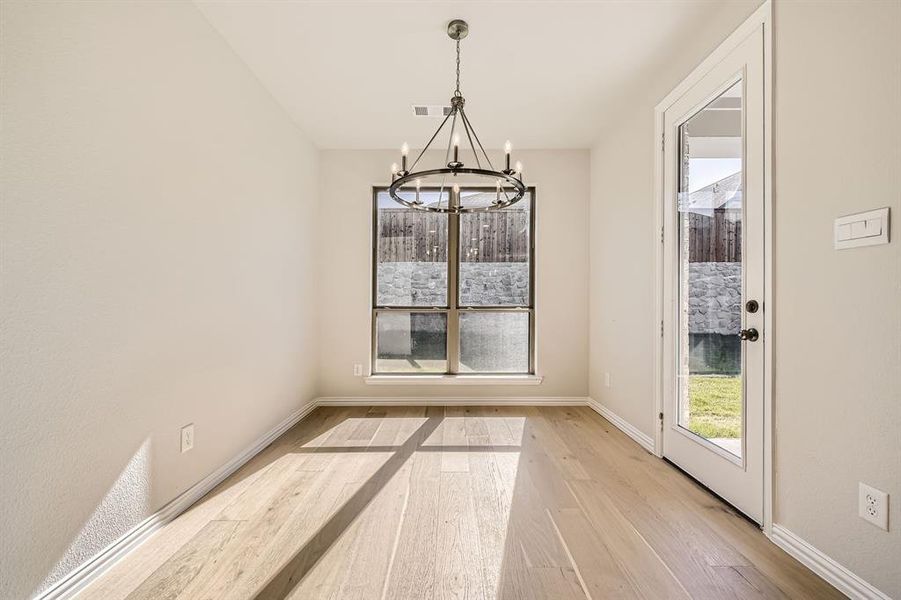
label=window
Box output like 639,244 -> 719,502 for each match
372,187 -> 535,375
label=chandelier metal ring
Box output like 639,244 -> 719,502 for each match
388,168 -> 526,214
387,19 -> 526,214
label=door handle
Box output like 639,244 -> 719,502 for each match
738,328 -> 759,342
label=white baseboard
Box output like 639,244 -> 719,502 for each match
585,397 -> 656,454
314,396 -> 588,407
770,525 -> 891,600
35,401 -> 319,600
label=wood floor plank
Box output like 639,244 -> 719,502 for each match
441,407 -> 471,473
173,470 -> 326,600
468,446 -> 517,596
548,507 -> 640,599
503,461 -> 576,571
78,406 -> 844,600
123,520 -> 242,600
435,472 -> 487,599
565,479 -> 690,600
524,408 -> 592,481
369,406 -> 428,447
529,566 -> 587,600
383,450 -> 442,600
335,466 -> 411,600
256,410 -> 445,600
711,565 -> 790,599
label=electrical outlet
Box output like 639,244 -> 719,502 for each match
858,482 -> 889,531
181,423 -> 194,453
353,363 -> 363,377
604,372 -> 611,388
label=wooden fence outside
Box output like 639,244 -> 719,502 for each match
376,207 -> 735,264
377,209 -> 529,263
687,209 -> 742,263
377,210 -> 448,263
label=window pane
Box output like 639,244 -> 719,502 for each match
376,191 -> 448,307
375,312 -> 447,373
677,79 -> 744,458
459,192 -> 530,306
459,312 -> 529,373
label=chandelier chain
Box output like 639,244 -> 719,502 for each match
454,39 -> 462,97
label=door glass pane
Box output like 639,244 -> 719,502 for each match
677,80 -> 743,458
375,191 -> 448,306
375,312 -> 447,373
459,192 -> 531,306
459,312 -> 529,373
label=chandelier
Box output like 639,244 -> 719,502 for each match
388,19 -> 525,213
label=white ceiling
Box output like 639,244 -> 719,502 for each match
195,1 -> 745,149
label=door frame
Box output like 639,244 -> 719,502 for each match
652,0 -> 773,534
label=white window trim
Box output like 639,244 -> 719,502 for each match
364,374 -> 543,386
371,186 -> 537,377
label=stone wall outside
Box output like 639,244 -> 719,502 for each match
688,262 -> 741,335
377,262 -> 529,306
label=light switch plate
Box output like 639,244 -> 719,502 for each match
834,207 -> 890,249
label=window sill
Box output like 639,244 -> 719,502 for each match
364,374 -> 543,386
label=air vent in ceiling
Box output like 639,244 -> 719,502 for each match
412,105 -> 452,117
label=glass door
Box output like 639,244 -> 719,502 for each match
677,79 -> 745,459
661,26 -> 765,524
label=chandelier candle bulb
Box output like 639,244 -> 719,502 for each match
453,133 -> 460,164
401,142 -> 409,172
415,178 -> 421,204
515,161 -> 523,180
504,140 -> 512,171
390,162 -> 398,181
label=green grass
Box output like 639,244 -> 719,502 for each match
687,375 -> 742,438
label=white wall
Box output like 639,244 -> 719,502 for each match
318,149 -> 589,399
0,2 -> 319,598
772,1 -> 900,594
589,0 -> 900,595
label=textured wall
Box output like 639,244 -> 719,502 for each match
0,2 -> 319,597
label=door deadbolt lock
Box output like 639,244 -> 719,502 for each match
745,299 -> 759,313
739,328 -> 759,342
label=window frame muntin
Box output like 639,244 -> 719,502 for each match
371,185 -> 536,376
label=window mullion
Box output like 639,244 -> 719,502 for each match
447,210 -> 460,374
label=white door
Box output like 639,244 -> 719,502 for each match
662,27 -> 765,523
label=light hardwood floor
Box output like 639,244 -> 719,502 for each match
82,406 -> 843,599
